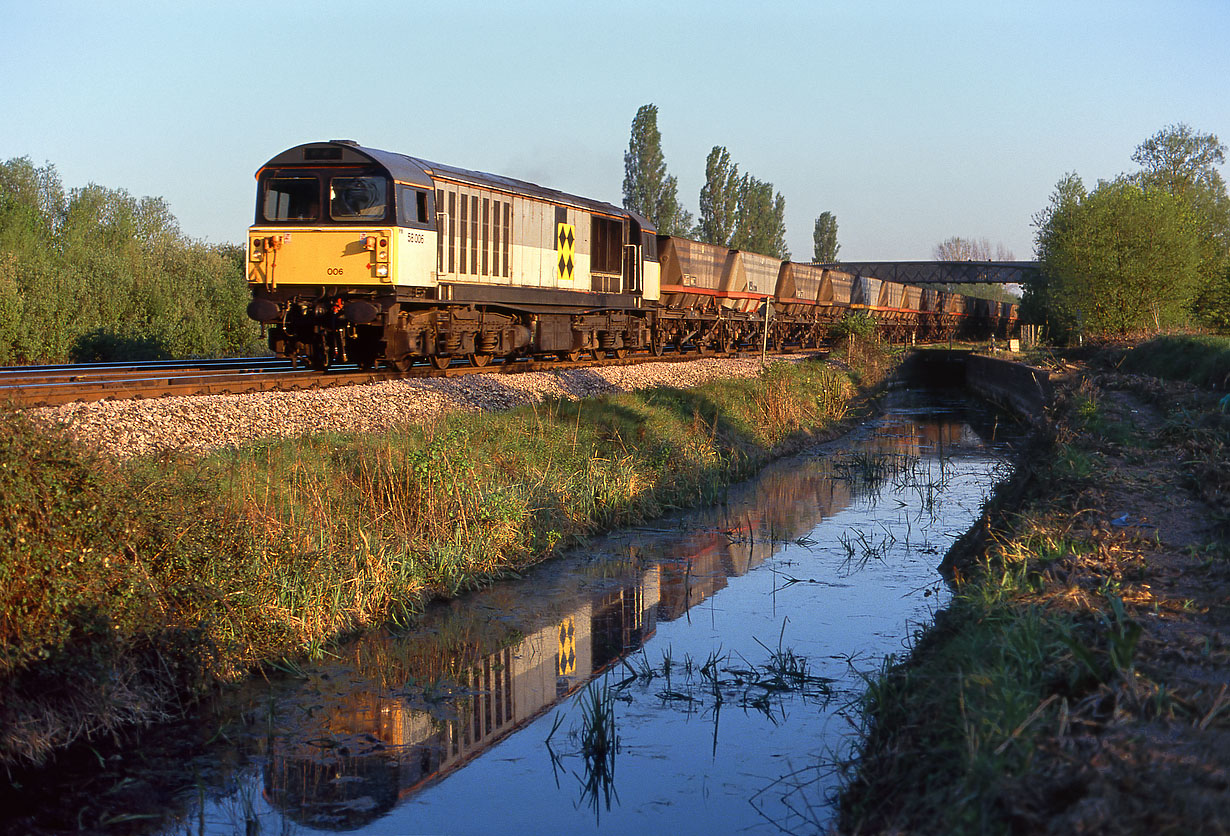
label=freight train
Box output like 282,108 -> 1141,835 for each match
245,140 -> 1020,370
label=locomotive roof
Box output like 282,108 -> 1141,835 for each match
259,141 -> 654,230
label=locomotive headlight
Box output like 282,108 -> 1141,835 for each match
375,264 -> 390,278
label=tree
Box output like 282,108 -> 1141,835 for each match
812,211 -> 839,263
1032,174 -> 1202,337
0,155 -> 262,362
1131,123 -> 1230,330
1132,123 -> 1227,198
731,174 -> 789,259
932,236 -> 1014,261
696,146 -> 740,246
621,104 -> 692,236
932,236 -> 1018,303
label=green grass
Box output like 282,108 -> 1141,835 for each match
1118,334 -> 1230,390
843,595 -> 1070,834
0,356 -> 871,767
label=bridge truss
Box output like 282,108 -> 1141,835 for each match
817,261 -> 1039,285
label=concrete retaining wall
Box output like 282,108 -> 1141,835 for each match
903,349 -> 1052,420
965,354 -> 1052,420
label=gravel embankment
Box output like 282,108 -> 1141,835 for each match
29,355 -> 810,459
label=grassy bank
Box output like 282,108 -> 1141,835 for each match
0,354 -> 883,769
1115,334 -> 1230,390
839,341 -> 1230,833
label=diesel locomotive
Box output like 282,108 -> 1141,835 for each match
245,140 -> 1018,370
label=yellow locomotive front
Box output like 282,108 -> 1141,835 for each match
246,141 -> 438,369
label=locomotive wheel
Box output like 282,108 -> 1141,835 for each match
614,347 -> 628,359
469,353 -> 493,368
592,349 -> 607,361
429,355 -> 451,371
390,354 -> 414,372
559,350 -> 581,362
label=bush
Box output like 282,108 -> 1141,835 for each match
0,157 -> 263,364
1120,335 -> 1230,390
829,311 -> 877,341
70,328 -> 173,362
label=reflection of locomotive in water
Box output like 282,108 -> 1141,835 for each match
245,141 -> 1021,370
260,410 -> 988,828
263,575 -> 661,829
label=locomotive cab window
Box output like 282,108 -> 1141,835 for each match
329,175 -> 389,221
399,186 -> 432,229
262,177 -> 319,222
641,231 -> 658,261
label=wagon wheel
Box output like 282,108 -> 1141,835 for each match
720,336 -> 736,355
613,347 -> 628,359
592,349 -> 607,361
429,355 -> 451,371
650,331 -> 668,356
469,353 -> 493,368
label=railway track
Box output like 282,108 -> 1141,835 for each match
0,347 -> 803,408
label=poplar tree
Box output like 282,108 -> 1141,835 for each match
812,212 -> 839,263
621,104 -> 692,237
696,146 -> 740,246
731,175 -> 789,259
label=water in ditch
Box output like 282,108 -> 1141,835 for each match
5,387 -> 1023,836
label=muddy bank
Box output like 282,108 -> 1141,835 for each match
839,360 -> 1230,833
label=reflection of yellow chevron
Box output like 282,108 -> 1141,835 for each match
556,223 -> 576,281
556,617 -> 576,676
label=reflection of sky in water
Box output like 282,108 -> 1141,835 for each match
167,390 -> 1019,836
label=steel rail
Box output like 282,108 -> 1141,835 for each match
0,357 -> 293,385
1,347 -> 823,408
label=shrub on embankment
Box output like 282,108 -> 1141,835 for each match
0,357 -> 865,768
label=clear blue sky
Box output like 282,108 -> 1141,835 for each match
4,0 -> 1228,261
